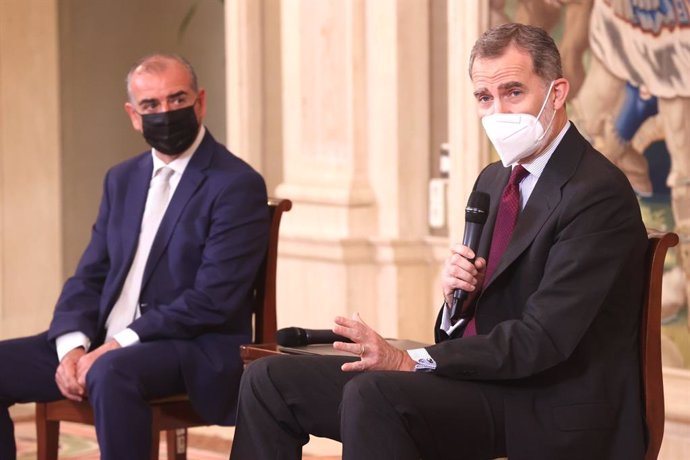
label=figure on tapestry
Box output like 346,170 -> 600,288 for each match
494,0 -> 690,367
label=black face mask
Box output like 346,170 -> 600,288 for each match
140,104 -> 199,155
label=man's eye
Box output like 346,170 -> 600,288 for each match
141,102 -> 157,112
171,96 -> 186,106
509,90 -> 523,97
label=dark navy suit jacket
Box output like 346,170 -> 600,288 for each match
47,130 -> 269,424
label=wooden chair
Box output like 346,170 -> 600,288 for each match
35,197 -> 292,460
641,229 -> 678,460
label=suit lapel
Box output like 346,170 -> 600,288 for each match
122,155 -> 154,276
478,167 -> 511,259
98,154 -> 152,324
141,133 -> 213,289
483,125 -> 584,288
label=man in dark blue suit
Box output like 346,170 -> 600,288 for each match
0,54 -> 269,460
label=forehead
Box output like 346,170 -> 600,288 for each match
129,60 -> 193,101
470,46 -> 537,91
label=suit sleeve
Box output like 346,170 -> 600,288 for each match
47,171 -> 113,342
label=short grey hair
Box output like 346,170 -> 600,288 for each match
126,53 -> 199,102
469,23 -> 563,84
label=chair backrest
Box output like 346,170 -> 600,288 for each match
641,230 -> 679,460
251,198 -> 292,344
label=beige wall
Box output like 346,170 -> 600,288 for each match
0,0 -> 62,337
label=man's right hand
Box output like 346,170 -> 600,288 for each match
441,243 -> 486,306
55,347 -> 87,401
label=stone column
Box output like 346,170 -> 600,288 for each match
447,0 -> 491,240
225,0 -> 264,169
225,0 -> 491,343
226,0 -> 284,192
272,0 -> 433,340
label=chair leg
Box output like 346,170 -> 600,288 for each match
35,403 -> 59,460
166,428 -> 187,460
150,427 -> 161,460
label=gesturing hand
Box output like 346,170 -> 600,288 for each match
332,313 -> 415,373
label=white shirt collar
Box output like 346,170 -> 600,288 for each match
518,121 -> 571,179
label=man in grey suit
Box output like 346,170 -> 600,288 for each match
230,23 -> 648,460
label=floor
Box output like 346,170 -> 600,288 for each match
11,404 -> 342,460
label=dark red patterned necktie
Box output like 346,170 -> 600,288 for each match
463,165 -> 528,337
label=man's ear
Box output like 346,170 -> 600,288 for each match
124,102 -> 143,133
195,88 -> 207,123
552,78 -> 570,110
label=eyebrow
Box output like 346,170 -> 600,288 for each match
138,90 -> 189,106
473,81 -> 527,99
497,81 -> 526,91
473,87 -> 490,98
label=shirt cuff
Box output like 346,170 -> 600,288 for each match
55,332 -> 91,362
407,348 -> 437,372
113,328 -> 140,348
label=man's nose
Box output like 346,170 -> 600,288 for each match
491,100 -> 505,113
158,101 -> 172,112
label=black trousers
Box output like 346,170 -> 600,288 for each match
230,354 -> 507,460
0,332 -> 186,460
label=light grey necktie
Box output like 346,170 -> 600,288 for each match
105,166 -> 174,340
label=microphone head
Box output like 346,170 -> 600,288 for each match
465,191 -> 490,224
276,327 -> 307,346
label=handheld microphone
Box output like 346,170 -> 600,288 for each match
276,327 -> 353,347
452,191 -> 490,307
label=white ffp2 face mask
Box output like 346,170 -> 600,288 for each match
481,81 -> 556,167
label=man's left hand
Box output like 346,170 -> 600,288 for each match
333,313 -> 416,373
76,340 -> 122,387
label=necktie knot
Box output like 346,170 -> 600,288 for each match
509,164 -> 529,187
501,165 -> 528,203
155,166 -> 174,184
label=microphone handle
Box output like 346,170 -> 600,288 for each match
452,222 -> 483,301
451,221 -> 484,314
305,329 -> 352,344
453,287 -> 468,302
